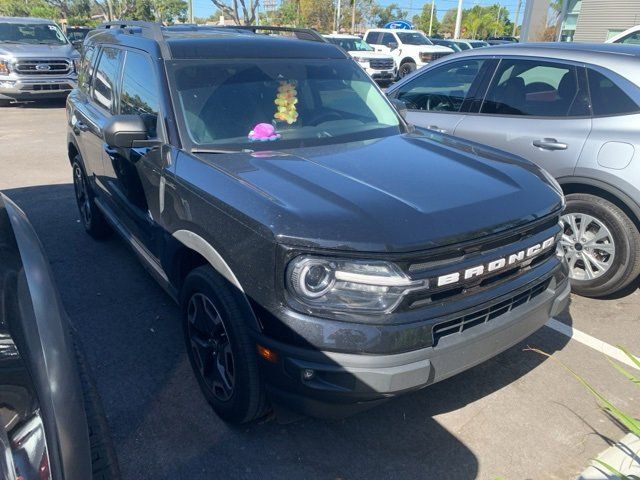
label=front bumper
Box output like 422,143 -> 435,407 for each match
0,76 -> 76,101
364,67 -> 396,83
257,272 -> 570,418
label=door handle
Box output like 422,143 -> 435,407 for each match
533,138 -> 568,151
428,125 -> 447,134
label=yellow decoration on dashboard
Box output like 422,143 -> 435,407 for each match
273,81 -> 299,125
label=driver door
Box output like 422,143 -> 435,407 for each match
388,58 -> 494,135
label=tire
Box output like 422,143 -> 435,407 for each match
72,156 -> 112,239
74,339 -> 121,479
560,193 -> 640,297
397,61 -> 416,79
181,265 -> 268,424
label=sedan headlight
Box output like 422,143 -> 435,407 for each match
0,59 -> 11,75
286,256 -> 426,314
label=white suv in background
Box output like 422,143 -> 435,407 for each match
324,34 -> 396,85
364,28 -> 453,79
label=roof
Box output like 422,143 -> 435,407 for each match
366,28 -> 422,33
0,16 -> 57,24
458,41 -> 640,59
324,34 -> 359,39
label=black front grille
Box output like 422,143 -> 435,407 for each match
369,58 -> 394,70
15,58 -> 71,75
432,278 -> 551,345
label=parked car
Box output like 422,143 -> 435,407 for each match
67,21 -> 569,423
487,36 -> 518,43
387,42 -> 640,297
364,28 -> 453,79
0,193 -> 119,479
324,34 -> 396,85
0,17 -> 79,105
606,25 -> 640,44
430,38 -> 463,52
65,25 -> 93,50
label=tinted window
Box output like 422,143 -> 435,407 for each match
618,32 -> 640,44
481,59 -> 589,117
587,69 -> 639,116
0,22 -> 67,45
394,59 -> 485,112
120,50 -> 160,137
78,45 -> 96,93
364,32 -> 379,44
327,37 -> 373,52
396,32 -> 432,45
92,47 -> 122,112
381,33 -> 396,46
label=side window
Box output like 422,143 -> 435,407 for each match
481,59 -> 589,117
618,32 -> 640,44
78,45 -> 96,93
364,32 -> 379,44
92,47 -> 122,112
120,50 -> 160,138
587,69 -> 639,117
381,33 -> 396,46
394,59 -> 485,112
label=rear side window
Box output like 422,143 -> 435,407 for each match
617,32 -> 640,44
587,69 -> 639,117
481,59 -> 590,117
92,47 -> 122,112
394,59 -> 485,112
380,33 -> 396,46
78,45 -> 96,93
120,50 -> 160,137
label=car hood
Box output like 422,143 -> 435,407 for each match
0,43 -> 77,59
192,134 -> 562,252
348,51 -> 393,60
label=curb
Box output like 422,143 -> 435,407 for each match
579,433 -> 640,479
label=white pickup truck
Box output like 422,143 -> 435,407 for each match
364,28 -> 453,79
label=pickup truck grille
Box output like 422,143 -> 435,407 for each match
369,58 -> 394,70
14,58 -> 72,75
432,277 -> 551,345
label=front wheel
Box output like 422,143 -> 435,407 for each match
72,157 -> 111,239
397,61 -> 416,79
181,266 -> 268,424
559,193 -> 640,297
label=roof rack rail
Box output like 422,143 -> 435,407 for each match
222,25 -> 327,43
97,21 -> 172,58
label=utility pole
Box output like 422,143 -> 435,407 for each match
351,0 -> 356,34
188,0 -> 193,23
335,0 -> 342,32
494,5 -> 501,37
512,0 -> 521,36
428,0 -> 435,36
453,0 -> 462,39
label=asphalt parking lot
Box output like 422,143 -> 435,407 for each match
2,102 -> 639,480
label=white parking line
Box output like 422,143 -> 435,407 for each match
546,318 -> 640,371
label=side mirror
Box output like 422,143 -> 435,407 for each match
387,42 -> 398,50
71,39 -> 83,50
103,115 -> 148,148
389,98 -> 408,119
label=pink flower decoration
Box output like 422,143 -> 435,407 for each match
248,123 -> 281,141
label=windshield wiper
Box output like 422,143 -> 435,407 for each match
191,148 -> 254,154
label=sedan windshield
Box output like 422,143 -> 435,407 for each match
396,32 -> 432,45
168,59 -> 402,150
328,37 -> 374,52
0,22 -> 68,45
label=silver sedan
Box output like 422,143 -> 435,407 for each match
387,43 -> 640,298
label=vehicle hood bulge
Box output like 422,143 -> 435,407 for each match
0,43 -> 77,59
193,134 -> 563,252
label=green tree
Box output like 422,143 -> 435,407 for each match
299,0 -> 333,31
0,0 -> 59,18
413,2 -> 438,36
371,2 -> 407,27
438,7 -> 456,36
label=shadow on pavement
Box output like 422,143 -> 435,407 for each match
4,98 -> 67,109
4,183 -> 573,480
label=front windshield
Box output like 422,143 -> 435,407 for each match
329,37 -> 374,52
0,22 -> 68,45
169,59 -> 402,150
396,32 -> 432,45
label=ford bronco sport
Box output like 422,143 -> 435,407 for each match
0,17 -> 79,105
66,22 -> 570,424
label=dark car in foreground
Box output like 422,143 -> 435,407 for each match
66,22 -> 569,424
387,42 -> 640,298
0,193 -> 119,479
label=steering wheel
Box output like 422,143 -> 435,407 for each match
306,111 -> 343,126
426,94 -> 456,112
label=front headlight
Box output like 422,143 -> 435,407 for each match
286,256 -> 426,314
420,52 -> 433,62
354,56 -> 369,64
0,59 -> 11,75
72,58 -> 80,73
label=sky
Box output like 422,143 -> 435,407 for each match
192,0 -> 520,24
